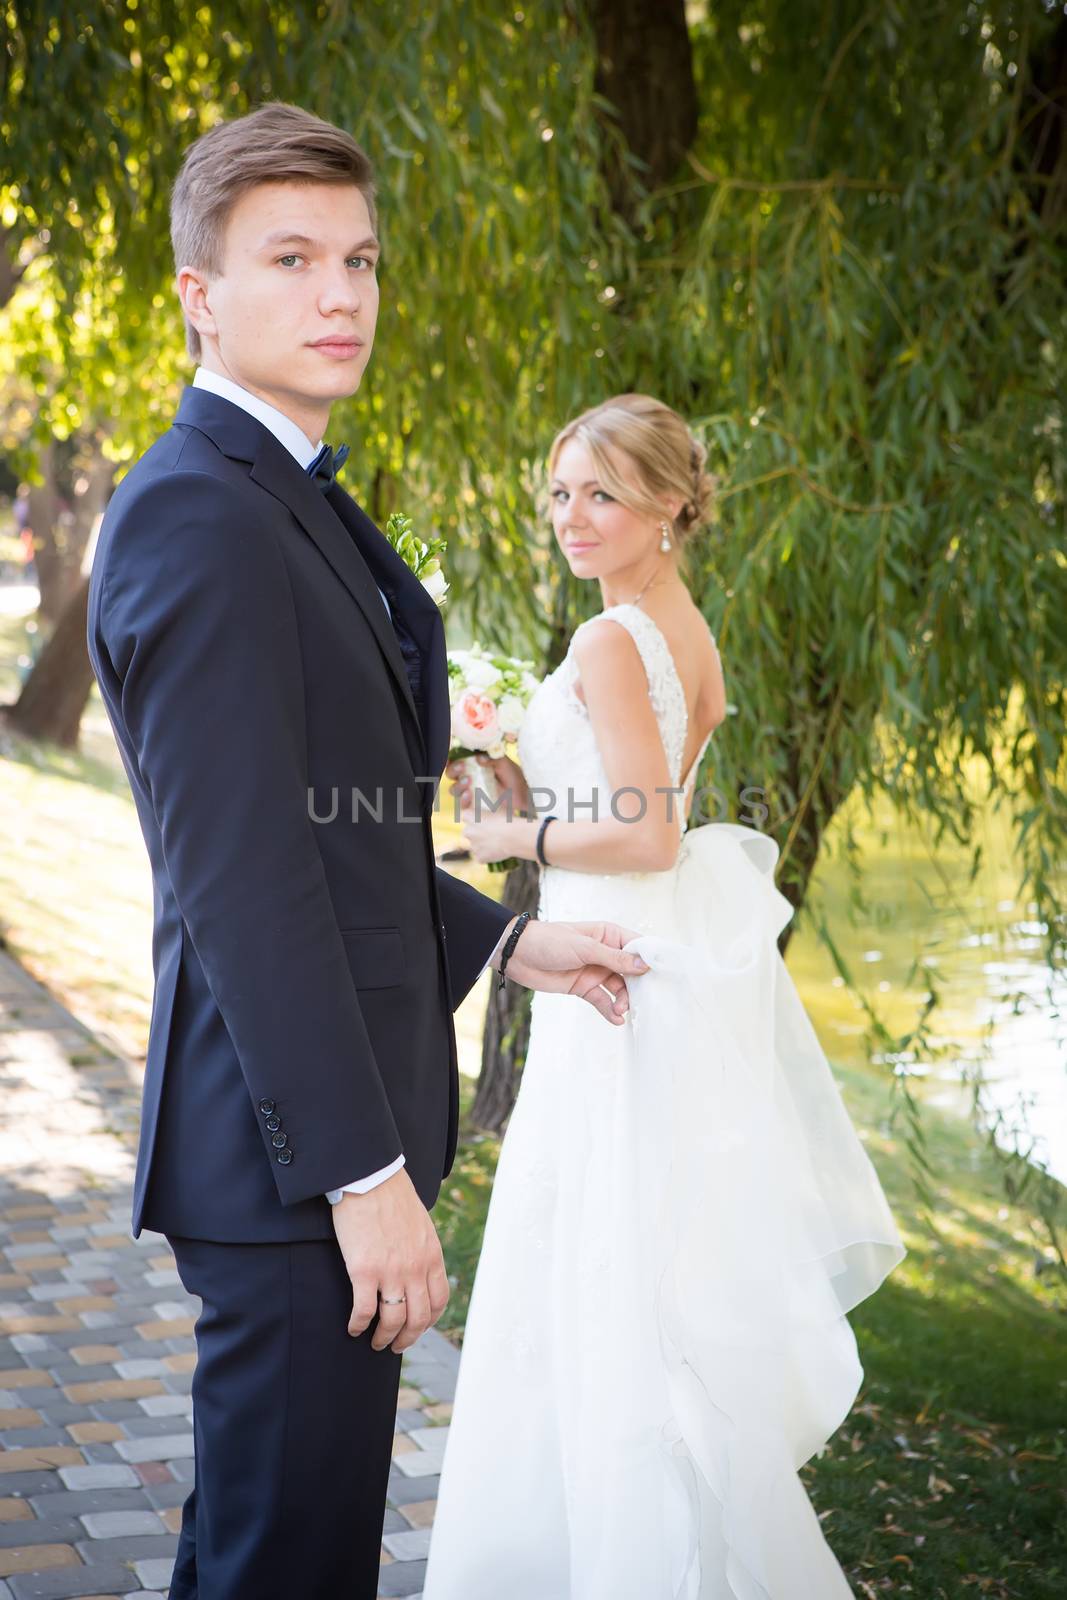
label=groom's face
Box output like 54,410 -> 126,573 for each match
185,180 -> 380,433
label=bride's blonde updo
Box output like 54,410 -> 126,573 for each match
547,393 -> 716,556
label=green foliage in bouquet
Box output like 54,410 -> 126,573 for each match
383,511 -> 448,586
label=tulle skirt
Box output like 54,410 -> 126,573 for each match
422,823 -> 907,1599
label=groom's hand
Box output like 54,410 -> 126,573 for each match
497,918 -> 650,1024
330,1168 -> 449,1353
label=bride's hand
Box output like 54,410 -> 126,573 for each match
459,804 -> 523,864
446,752 -> 531,814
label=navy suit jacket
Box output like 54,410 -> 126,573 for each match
87,387 -> 513,1243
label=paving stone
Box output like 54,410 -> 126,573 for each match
0,1550 -> 78,1579
83,1406 -> 140,1426
45,1370 -> 116,1391
133,1395 -> 191,1420
7,1565 -> 140,1597
376,1562 -> 427,1597
381,1528 -> 432,1562
109,1362 -> 164,1383
63,1429 -> 123,1448
0,1454 -> 82,1479
131,1467 -> 171,1492
387,1470 -> 440,1505
60,1383 -> 161,1406
26,1494 -> 149,1521
131,1319 -> 194,1342
397,1499 -> 436,1529
0,1412 -> 41,1430
55,1470 -> 137,1494
112,1435 -> 192,1465
0,1432 -> 70,1452
75,1535 -> 175,1567
69,1449 -> 119,1468
0,1507 -> 31,1527
0,1480 -> 58,1500
0,1523 -> 81,1552
76,1512 -> 163,1540
131,1560 -> 174,1591
141,1484 -> 187,1513
142,1272 -> 179,1290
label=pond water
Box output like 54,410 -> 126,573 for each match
792,789 -> 1066,1184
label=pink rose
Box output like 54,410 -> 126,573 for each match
453,689 -> 500,749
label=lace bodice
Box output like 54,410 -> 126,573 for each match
516,604 -> 716,925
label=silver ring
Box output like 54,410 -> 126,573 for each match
379,1294 -> 406,1305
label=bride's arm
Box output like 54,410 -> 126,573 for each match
462,620 -> 685,874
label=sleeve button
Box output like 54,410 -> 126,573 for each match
271,1132 -> 288,1149
276,1148 -> 294,1165
265,1115 -> 281,1132
258,1099 -> 276,1116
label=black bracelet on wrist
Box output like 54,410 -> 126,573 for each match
535,814 -> 558,868
497,910 -> 533,991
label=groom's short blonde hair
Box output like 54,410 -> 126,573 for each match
170,101 -> 377,360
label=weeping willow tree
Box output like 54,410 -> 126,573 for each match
3,0 -> 1065,1236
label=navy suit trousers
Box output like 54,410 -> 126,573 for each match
167,1234 -> 402,1599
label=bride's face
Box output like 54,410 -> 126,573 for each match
549,437 -> 656,579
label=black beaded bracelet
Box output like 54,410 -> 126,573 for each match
535,814 -> 558,867
497,910 -> 533,991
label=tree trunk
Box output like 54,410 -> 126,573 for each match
586,0 -> 698,216
469,859 -> 539,1133
29,442 -> 112,624
0,222 -> 34,310
469,0 -> 701,1133
4,576 -> 94,748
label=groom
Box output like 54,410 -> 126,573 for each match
86,101 -> 648,1598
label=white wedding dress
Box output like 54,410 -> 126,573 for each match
422,604 -> 906,1600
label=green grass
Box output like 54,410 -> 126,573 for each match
1,607 -> 1064,1595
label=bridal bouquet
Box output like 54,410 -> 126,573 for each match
383,512 -> 449,605
447,645 -> 541,872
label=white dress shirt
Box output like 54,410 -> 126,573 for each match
191,367 -> 513,1203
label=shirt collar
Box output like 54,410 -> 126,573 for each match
192,366 -> 323,470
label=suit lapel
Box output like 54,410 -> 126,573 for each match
323,487 -> 450,780
173,388 -> 442,775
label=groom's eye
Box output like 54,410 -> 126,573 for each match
277,255 -> 302,268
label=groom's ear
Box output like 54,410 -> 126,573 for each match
177,264 -> 218,346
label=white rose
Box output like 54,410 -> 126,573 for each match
463,656 -> 502,689
495,694 -> 525,736
421,567 -> 449,604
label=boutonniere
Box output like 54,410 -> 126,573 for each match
383,512 -> 450,606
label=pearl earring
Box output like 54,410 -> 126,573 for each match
659,520 -> 672,553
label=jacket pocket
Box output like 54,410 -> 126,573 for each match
340,926 -> 405,989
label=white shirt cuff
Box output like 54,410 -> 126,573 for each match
325,1153 -> 405,1205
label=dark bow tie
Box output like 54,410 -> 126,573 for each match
306,441 -> 350,490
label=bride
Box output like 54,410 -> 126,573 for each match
422,393 -> 906,1600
